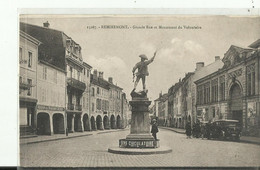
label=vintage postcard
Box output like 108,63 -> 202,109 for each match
19,15 -> 260,169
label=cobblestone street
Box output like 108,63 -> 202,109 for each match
20,128 -> 260,167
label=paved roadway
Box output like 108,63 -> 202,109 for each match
20,128 -> 260,167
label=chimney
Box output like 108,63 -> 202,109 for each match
93,69 -> 98,79
215,56 -> 220,61
98,71 -> 103,79
43,21 -> 50,28
196,62 -> 204,71
108,77 -> 113,84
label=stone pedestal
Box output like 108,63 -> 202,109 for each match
108,91 -> 172,154
120,92 -> 158,148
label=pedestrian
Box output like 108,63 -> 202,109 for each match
185,121 -> 192,139
201,123 -> 205,139
151,119 -> 159,140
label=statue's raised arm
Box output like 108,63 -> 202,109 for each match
132,51 -> 157,93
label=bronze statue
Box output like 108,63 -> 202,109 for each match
132,51 -> 157,92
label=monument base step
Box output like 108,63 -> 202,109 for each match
108,146 -> 172,155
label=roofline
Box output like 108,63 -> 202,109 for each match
38,60 -> 66,73
83,62 -> 93,69
20,30 -> 41,45
20,22 -> 82,49
248,39 -> 260,48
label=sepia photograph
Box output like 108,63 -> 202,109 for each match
18,15 -> 260,169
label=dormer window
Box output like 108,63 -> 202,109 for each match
66,38 -> 72,46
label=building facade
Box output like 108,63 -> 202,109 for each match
181,73 -> 194,127
19,21 -> 130,136
195,41 -> 260,136
191,57 -> 224,124
81,62 -> 92,131
19,31 -> 41,136
37,61 -> 66,135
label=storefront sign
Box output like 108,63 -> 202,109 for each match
37,105 -> 65,111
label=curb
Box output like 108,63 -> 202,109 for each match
108,146 -> 172,155
20,133 -> 93,145
240,139 -> 260,145
21,128 -> 130,145
160,126 -> 260,145
159,126 -> 185,134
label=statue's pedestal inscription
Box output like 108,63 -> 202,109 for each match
118,91 -> 159,148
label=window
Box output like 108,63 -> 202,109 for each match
92,87 -> 95,96
77,70 -> 80,80
247,64 -> 255,96
96,99 -> 101,110
28,52 -> 32,68
70,67 -> 73,78
211,79 -> 218,102
92,103 -> 95,112
27,79 -> 32,96
87,70 -> 90,78
19,47 -> 23,61
42,66 -> 47,80
97,87 -> 100,94
83,68 -> 86,75
220,75 -> 225,101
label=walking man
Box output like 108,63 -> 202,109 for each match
151,119 -> 159,140
132,51 -> 157,92
185,121 -> 192,139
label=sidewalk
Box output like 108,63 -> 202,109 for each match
20,128 -> 129,145
159,126 -> 260,145
159,126 -> 185,134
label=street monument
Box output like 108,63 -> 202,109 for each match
108,51 -> 172,154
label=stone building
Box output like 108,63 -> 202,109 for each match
90,71 -> 124,130
19,31 -> 41,137
155,93 -> 168,126
173,81 -> 183,128
191,57 -> 224,123
108,77 -> 124,129
181,72 -> 194,127
121,93 -> 130,128
20,22 -> 90,135
195,40 -> 260,136
90,70 -> 110,130
81,62 -> 92,131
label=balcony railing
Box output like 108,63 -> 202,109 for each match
67,103 -> 74,110
67,78 -> 86,92
75,105 -> 82,111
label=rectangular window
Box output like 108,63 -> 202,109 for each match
27,79 -> 32,96
70,67 -> 73,78
252,71 -> 255,95
247,64 -> 256,96
97,87 -> 100,94
28,52 -> 32,68
19,47 -> 23,61
92,103 -> 95,112
93,88 -> 95,96
77,70 -> 80,80
87,70 -> 90,78
43,66 -> 47,80
247,73 -> 251,96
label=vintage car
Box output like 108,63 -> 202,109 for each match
207,119 -> 242,141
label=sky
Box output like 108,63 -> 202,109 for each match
20,15 -> 260,101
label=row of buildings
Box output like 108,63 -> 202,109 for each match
151,39 -> 260,136
19,22 -> 130,137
